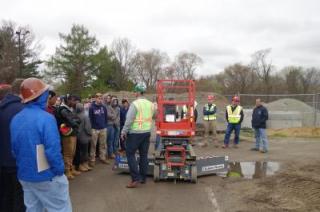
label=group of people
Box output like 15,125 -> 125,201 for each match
202,94 -> 269,153
46,91 -> 130,180
0,77 -> 139,212
0,77 -> 269,212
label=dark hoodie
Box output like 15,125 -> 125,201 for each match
0,94 -> 24,168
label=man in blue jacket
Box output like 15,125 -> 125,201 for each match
251,98 -> 269,153
10,78 -> 72,212
0,79 -> 25,212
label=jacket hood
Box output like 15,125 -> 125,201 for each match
0,94 -> 22,109
76,103 -> 84,114
27,90 -> 49,110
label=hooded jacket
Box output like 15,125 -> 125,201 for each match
0,94 -> 24,168
89,102 -> 108,129
10,91 -> 64,182
76,103 -> 92,144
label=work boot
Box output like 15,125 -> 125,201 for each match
250,147 -> 259,151
71,166 -> 81,176
79,163 -> 89,172
260,149 -> 268,153
100,159 -> 110,165
84,162 -> 92,171
126,181 -> 140,188
222,144 -> 228,148
65,170 -> 75,180
89,161 -> 95,167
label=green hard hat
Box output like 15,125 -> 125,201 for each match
134,84 -> 146,93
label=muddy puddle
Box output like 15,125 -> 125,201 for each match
219,161 -> 280,179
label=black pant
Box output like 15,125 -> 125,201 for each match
0,167 -> 25,212
126,133 -> 150,182
74,141 -> 89,166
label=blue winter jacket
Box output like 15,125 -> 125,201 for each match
10,91 -> 64,182
0,94 -> 24,168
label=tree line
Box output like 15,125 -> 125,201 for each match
1,21 -> 319,96
197,48 -> 320,95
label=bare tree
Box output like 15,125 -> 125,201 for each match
223,63 -> 252,94
174,52 -> 202,80
299,67 -> 320,94
250,48 -> 273,95
131,49 -> 169,90
111,38 -> 136,89
282,66 -> 302,94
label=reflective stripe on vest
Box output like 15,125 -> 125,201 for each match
131,99 -> 153,131
203,104 -> 216,121
227,105 -> 242,124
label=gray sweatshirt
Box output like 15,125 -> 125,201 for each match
76,103 -> 92,144
121,97 -> 155,135
105,103 -> 117,125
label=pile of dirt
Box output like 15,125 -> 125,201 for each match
266,98 -> 314,112
268,127 -> 320,138
245,162 -> 320,211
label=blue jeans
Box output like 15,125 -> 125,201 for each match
107,125 -> 115,157
254,128 -> 268,151
126,133 -> 151,182
113,126 -> 120,153
19,175 -> 72,212
224,123 -> 241,145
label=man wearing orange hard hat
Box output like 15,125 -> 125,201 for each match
223,95 -> 244,148
203,94 -> 218,147
10,78 -> 72,212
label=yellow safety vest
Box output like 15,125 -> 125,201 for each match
227,105 -> 242,124
203,104 -> 217,121
131,99 -> 154,131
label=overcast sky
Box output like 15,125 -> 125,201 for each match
1,0 -> 320,75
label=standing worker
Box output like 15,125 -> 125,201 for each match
121,84 -> 155,188
10,78 -> 72,212
203,95 -> 218,147
251,98 -> 269,153
223,96 -> 244,148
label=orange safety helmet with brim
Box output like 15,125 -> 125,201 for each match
20,78 -> 50,103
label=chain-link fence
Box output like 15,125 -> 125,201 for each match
113,91 -> 320,129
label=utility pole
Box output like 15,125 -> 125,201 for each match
15,30 -> 29,78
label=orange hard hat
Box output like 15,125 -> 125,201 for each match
20,78 -> 49,103
207,95 -> 215,100
232,96 -> 240,102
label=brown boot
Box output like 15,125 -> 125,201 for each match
100,159 -> 110,165
65,170 -> 75,180
89,161 -> 95,168
79,163 -> 89,172
71,166 -> 81,176
84,162 -> 92,171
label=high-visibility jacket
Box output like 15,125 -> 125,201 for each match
203,104 -> 217,121
130,98 -> 154,131
226,105 -> 242,124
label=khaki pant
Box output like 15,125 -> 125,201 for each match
62,136 -> 77,173
90,128 -> 107,161
204,120 -> 218,144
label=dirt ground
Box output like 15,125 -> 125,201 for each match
70,134 -> 320,212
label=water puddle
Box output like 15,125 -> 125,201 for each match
219,161 -> 280,179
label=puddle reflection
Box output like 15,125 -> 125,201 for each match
223,161 -> 280,179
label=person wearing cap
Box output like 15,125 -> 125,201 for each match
223,96 -> 244,148
203,95 -> 218,147
121,84 -> 155,188
55,94 -> 81,180
88,93 -> 109,166
0,79 -> 25,212
10,78 -> 72,212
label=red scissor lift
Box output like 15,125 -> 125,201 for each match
154,80 -> 197,183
